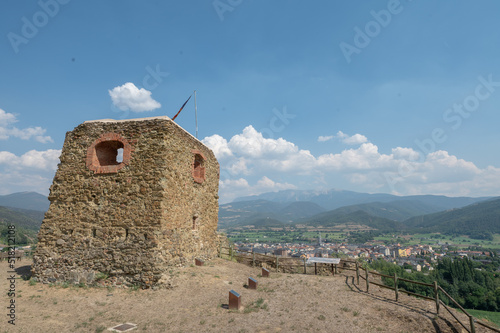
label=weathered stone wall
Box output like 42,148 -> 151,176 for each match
32,117 -> 220,287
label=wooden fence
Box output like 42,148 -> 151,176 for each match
350,259 -> 499,333
218,246 -> 499,333
218,246 -> 346,276
0,250 -> 26,261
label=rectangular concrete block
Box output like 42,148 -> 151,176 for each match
262,267 -> 270,277
229,289 -> 241,310
248,277 -> 258,290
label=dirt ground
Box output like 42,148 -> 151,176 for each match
0,258 -> 494,333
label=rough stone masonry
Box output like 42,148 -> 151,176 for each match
32,116 -> 220,287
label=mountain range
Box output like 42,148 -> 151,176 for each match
221,189 -> 500,238
1,190 -> 499,241
234,188 -> 489,211
0,192 -> 49,212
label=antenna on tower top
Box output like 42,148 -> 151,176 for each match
194,90 -> 198,138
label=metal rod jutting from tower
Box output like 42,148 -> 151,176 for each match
194,90 -> 198,138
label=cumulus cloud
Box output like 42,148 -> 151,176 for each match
219,176 -> 297,203
318,131 -> 368,145
0,109 -> 16,124
0,149 -> 61,195
392,147 -> 420,161
109,82 -> 161,112
204,126 -> 500,202
318,135 -> 334,142
201,134 -> 233,160
204,126 -> 316,175
228,126 -> 298,158
337,131 -> 368,145
0,149 -> 61,170
0,109 -> 53,143
0,152 -> 17,165
0,170 -> 54,195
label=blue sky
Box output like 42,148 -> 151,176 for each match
1,0 -> 500,203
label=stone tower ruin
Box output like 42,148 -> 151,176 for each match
32,116 -> 220,287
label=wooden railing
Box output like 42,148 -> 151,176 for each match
218,246 -> 344,275
350,259 -> 500,333
218,246 -> 499,333
0,250 -> 26,261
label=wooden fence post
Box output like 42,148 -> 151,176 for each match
356,262 -> 360,285
303,257 -> 307,274
252,251 -> 255,267
314,262 -> 317,275
434,281 -> 439,315
230,246 -> 233,261
469,316 -> 476,333
365,267 -> 369,292
276,255 -> 279,272
334,264 -> 338,275
394,272 -> 399,302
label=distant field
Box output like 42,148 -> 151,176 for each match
466,309 -> 500,328
227,227 -> 500,250
227,229 -> 349,244
374,233 -> 500,249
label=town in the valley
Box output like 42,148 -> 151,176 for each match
228,230 -> 498,273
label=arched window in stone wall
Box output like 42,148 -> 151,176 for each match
192,150 -> 206,183
86,133 -> 131,174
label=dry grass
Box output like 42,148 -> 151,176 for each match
0,259 -> 487,332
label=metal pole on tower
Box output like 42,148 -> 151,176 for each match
194,90 -> 198,138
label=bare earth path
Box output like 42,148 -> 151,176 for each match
0,259 -> 493,333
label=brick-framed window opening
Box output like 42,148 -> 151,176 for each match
87,133 -> 131,174
192,150 -> 206,183
96,141 -> 123,166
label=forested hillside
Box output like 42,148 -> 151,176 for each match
370,256 -> 500,311
0,206 -> 42,246
405,197 -> 500,239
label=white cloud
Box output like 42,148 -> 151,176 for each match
0,149 -> 61,195
392,147 -> 420,161
201,134 -> 233,160
228,126 -> 298,158
19,149 -> 61,170
0,149 -> 61,170
0,109 -> 17,124
0,108 -> 53,143
318,131 -> 368,145
203,126 -> 500,202
318,135 -> 334,142
219,176 -> 297,203
109,82 -> 161,112
226,158 -> 250,175
0,170 -> 54,195
0,151 -> 17,164
336,131 -> 368,145
256,176 -> 297,191
204,126 -> 316,175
